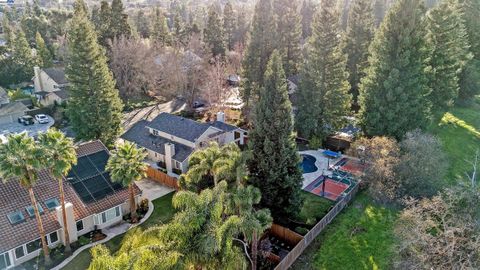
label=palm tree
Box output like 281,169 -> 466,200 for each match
0,133 -> 51,264
37,129 -> 77,254
179,142 -> 247,191
228,185 -> 272,270
106,142 -> 147,223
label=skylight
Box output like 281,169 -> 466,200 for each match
44,198 -> 60,211
7,211 -> 25,225
25,204 -> 44,218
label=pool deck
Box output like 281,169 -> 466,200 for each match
299,149 -> 341,189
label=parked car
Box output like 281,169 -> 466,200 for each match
18,115 -> 34,126
35,114 -> 49,124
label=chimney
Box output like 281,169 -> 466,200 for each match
216,111 -> 225,123
165,143 -> 175,174
56,202 -> 78,243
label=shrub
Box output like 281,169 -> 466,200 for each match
294,226 -> 309,235
78,235 -> 90,246
139,198 -> 149,213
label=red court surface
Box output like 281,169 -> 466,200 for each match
304,176 -> 350,201
340,159 -> 367,177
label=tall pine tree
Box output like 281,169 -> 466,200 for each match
12,28 -> 35,83
204,4 -> 226,57
458,0 -> 480,100
35,31 -> 53,68
425,0 -> 472,111
223,1 -> 236,51
275,0 -> 302,77
344,0 -> 374,111
151,8 -> 171,46
248,50 -> 303,221
295,0 -> 351,142
110,0 -> 132,39
241,0 -> 276,107
66,0 -> 123,147
300,0 -> 316,40
359,0 -> 430,139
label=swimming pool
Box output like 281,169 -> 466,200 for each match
300,154 -> 318,174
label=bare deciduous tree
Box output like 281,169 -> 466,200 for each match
395,187 -> 480,270
349,136 -> 401,203
465,149 -> 479,187
202,57 -> 228,112
109,37 -> 157,99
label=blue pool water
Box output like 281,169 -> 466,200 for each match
300,154 -> 318,173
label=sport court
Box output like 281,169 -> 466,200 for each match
304,175 -> 350,201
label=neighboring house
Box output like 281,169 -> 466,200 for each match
121,112 -> 246,175
33,66 -> 69,107
0,87 -> 9,105
0,141 -> 141,269
0,101 -> 28,125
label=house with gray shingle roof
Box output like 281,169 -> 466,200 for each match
33,66 -> 69,107
0,141 -> 141,269
121,112 -> 246,175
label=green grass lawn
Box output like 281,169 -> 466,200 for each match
292,193 -> 398,270
428,101 -> 480,184
298,191 -> 334,226
63,192 -> 176,270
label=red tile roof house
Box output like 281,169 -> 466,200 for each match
0,141 -> 141,269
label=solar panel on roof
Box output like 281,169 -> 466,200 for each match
88,150 -> 109,172
67,150 -> 127,203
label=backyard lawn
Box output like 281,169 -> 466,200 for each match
298,191 -> 334,226
63,192 -> 176,270
292,193 -> 398,270
428,101 -> 480,184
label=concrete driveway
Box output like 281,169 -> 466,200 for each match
136,178 -> 175,201
0,115 -> 54,138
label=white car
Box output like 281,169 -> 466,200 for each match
35,114 -> 49,124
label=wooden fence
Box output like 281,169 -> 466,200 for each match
274,184 -> 360,270
146,166 -> 180,190
270,224 -> 304,246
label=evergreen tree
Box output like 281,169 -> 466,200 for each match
248,50 -> 303,221
66,0 -> 123,147
359,0 -> 430,139
134,10 -> 150,38
241,0 -> 276,107
458,0 -> 480,100
2,15 -> 13,47
223,1 -> 236,51
12,28 -> 35,83
151,8 -> 171,46
204,4 -> 226,57
35,31 -> 53,68
295,0 -> 352,142
425,0 -> 472,111
96,1 -> 112,46
300,0 -> 316,40
344,0 -> 375,111
275,0 -> 302,77
110,0 -> 132,39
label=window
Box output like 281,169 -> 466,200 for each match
15,246 -> 25,259
26,239 -> 41,254
234,131 -> 240,140
25,204 -> 44,218
96,206 -> 121,225
175,161 -> 181,169
76,220 -> 84,232
0,252 -> 11,269
7,211 -> 25,225
49,231 -> 59,244
44,198 -> 60,211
